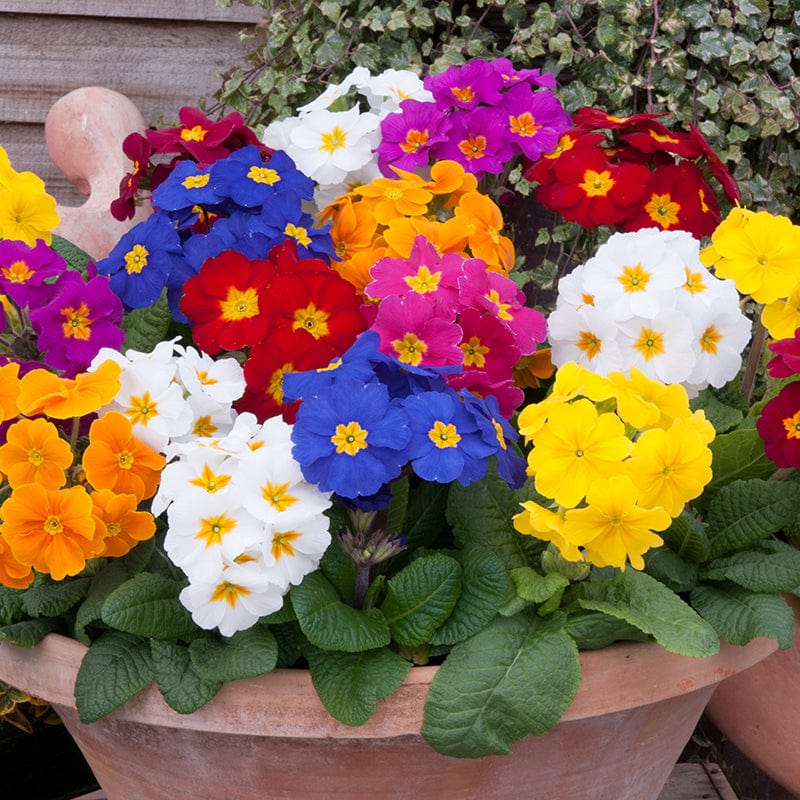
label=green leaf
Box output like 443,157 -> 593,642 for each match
101,573 -> 195,640
707,479 -> 798,558
0,586 -> 25,625
661,512 -> 710,563
305,645 -> 411,726
705,429 -> 775,494
421,613 -> 580,757
0,618 -> 59,647
121,292 -> 173,353
74,631 -> 155,722
690,389 -> 744,433
319,535 -> 356,602
510,566 -> 569,603
430,547 -> 512,646
385,474 -> 410,536
22,576 -> 92,619
690,584 -> 795,648
644,547 -> 698,593
50,234 -> 92,276
151,640 -> 222,714
565,609 -> 650,650
291,572 -> 390,652
73,561 -> 130,645
402,480 -> 449,551
380,554 -> 462,646
576,569 -> 719,657
704,544 -> 800,593
189,625 -> 278,683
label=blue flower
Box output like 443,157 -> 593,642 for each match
211,146 -> 314,207
151,160 -> 224,212
96,214 -> 185,310
252,193 -> 336,261
291,380 -> 412,498
402,389 -> 496,485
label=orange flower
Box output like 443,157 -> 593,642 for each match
0,361 -> 20,422
454,191 -> 515,272
513,349 -> 555,390
353,174 -> 432,224
91,489 -> 157,557
0,484 -> 103,580
82,411 -> 165,500
0,417 -> 73,489
16,360 -> 122,419
383,216 -> 470,260
423,160 -> 478,207
0,534 -> 34,589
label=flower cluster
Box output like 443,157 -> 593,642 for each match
0,147 -> 59,246
0,360 -> 162,587
377,58 -> 571,180
525,108 -> 740,237
547,227 -> 751,394
513,361 -> 715,570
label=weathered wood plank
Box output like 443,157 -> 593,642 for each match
657,763 -> 738,800
0,0 -> 265,23
0,15 -> 259,126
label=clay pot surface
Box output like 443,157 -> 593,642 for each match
705,594 -> 800,796
0,632 -> 776,800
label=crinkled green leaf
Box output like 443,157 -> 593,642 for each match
691,389 -> 744,433
380,554 -> 462,646
705,543 -> 800,593
707,479 -> 798,558
576,568 -> 719,657
661,511 -> 710,563
74,630 -> 155,722
22,576 -> 92,619
50,234 -> 91,276
305,645 -> 411,726
0,586 -> 25,625
0,618 -> 59,647
151,640 -> 222,714
73,561 -> 130,645
510,566 -> 569,603
644,547 -> 699,593
189,625 -> 278,683
291,572 -> 390,652
121,292 -> 172,353
101,572 -> 195,640
705,429 -> 776,495
565,609 -> 651,650
690,584 -> 795,648
421,613 -> 580,757
430,547 -> 511,646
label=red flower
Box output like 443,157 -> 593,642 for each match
757,382 -> 800,468
687,124 -> 741,205
767,330 -> 800,379
268,239 -> 332,278
180,250 -> 277,354
620,162 -> 720,237
522,130 -> 605,186
619,122 -> 703,160
537,149 -> 652,227
110,133 -> 153,221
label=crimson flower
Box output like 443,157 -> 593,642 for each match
766,330 -> 800,379
110,133 -> 153,221
757,382 -> 800,469
179,250 -> 276,354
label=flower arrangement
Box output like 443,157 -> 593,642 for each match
1,57 -> 800,763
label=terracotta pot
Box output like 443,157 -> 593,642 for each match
705,594 -> 800,796
0,633 -> 776,800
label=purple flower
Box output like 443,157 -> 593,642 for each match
30,271 -> 124,376
424,60 -> 503,110
377,100 -> 451,175
490,58 -> 557,90
0,239 -> 66,308
500,83 -> 571,162
431,107 -> 512,178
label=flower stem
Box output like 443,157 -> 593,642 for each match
741,316 -> 766,404
353,563 -> 371,610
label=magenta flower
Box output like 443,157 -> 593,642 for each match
431,107 -> 512,178
0,239 -> 66,308
490,58 -> 557,90
500,83 -> 571,162
424,60 -> 503,110
29,271 -> 124,376
365,236 -> 461,313
377,100 -> 450,174
757,382 -> 800,469
372,293 -> 462,368
448,372 -> 525,419
766,330 -> 800,379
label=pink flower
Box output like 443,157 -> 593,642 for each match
432,107 -> 512,178
500,83 -> 571,162
377,100 -> 451,174
424,60 -> 503,110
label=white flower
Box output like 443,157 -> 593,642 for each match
552,264 -> 594,311
616,311 -> 695,384
687,306 -> 753,388
295,66 -> 372,114
548,305 -> 623,376
174,346 -> 246,404
262,514 -> 332,589
262,116 -> 303,152
360,68 -> 433,114
172,392 -> 237,445
284,105 -> 380,185
313,160 -> 383,211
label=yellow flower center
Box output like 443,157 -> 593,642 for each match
2,259 -> 33,283
451,86 -> 475,103
220,287 -> 260,321
272,530 -> 302,561
44,515 -> 63,535
429,420 -> 461,449
193,415 -> 218,437
61,303 -> 92,341
579,169 -> 615,197
633,328 -> 665,361
320,126 -> 348,154
405,266 -> 441,294
27,448 -> 44,466
189,465 -> 232,493
124,244 -> 149,275
197,514 -> 236,547
181,125 -> 207,142
106,522 -> 122,538
292,303 -> 330,339
268,363 -> 292,404
331,421 -> 369,456
486,289 -> 512,320
210,581 -> 251,607
392,332 -> 428,366
182,173 -> 211,189
577,331 -> 602,359
645,193 -> 680,228
461,336 -> 489,368
509,112 -> 541,137
125,391 -> 158,427
783,411 -> 800,440
262,481 -> 298,512
247,166 -> 280,185
618,263 -> 651,293
117,450 -> 134,470
458,134 -> 487,160
400,129 -> 429,154
699,324 -> 723,355
682,267 -> 707,295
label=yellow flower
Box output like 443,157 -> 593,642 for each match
0,171 -> 59,245
761,282 -> 800,340
562,475 -> 671,570
627,418 -> 713,517
513,500 -> 581,561
705,209 -> 800,304
607,367 -> 692,432
527,398 -> 632,508
0,146 -> 16,190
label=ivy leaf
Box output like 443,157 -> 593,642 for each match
22,576 -> 92,619
690,584 -> 795,648
121,291 -> 172,353
380,554 -> 462,646
101,572 -> 195,640
421,613 -> 580,757
74,630 -> 155,722
305,645 -> 411,726
189,625 -> 278,683
151,640 -> 222,714
291,572 -> 390,652
575,568 -> 719,657
707,479 -> 798,558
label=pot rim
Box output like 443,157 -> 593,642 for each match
0,632 -> 777,739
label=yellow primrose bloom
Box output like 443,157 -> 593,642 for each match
562,475 -> 671,570
626,418 -> 713,517
700,205 -> 753,267
0,171 -> 59,245
0,146 -> 16,190
705,210 -> 800,304
761,282 -> 800,341
607,367 -> 691,432
527,397 -> 632,508
513,500 -> 581,562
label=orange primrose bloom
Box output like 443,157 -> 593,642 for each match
82,411 -> 166,500
353,174 -> 433,225
513,349 -> 555,390
0,534 -> 34,589
454,191 -> 515,272
0,361 -> 20,422
0,483 -> 104,580
16,360 -> 122,419
0,417 -> 73,489
382,216 -> 470,261
91,488 -> 157,558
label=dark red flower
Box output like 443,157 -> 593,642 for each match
687,124 -> 741,205
268,238 -> 333,278
110,133 -> 153,221
571,107 -> 667,130
767,330 -> 800,379
522,130 -> 605,186
757,382 -> 800,469
180,250 -> 277,354
619,121 -> 703,160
